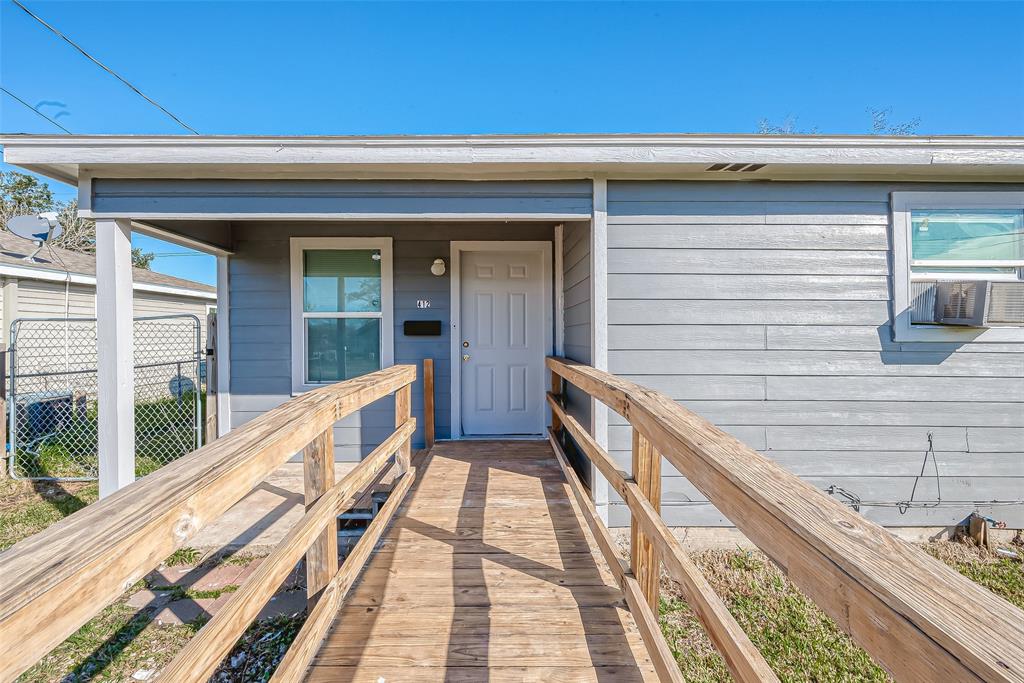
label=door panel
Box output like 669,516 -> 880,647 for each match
461,250 -> 545,435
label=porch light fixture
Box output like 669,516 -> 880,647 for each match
430,258 -> 446,276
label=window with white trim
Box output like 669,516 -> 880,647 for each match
290,238 -> 393,392
892,192 -> 1024,343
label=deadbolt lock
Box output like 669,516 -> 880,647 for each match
462,341 -> 470,348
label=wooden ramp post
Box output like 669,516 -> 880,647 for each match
396,383 -> 411,473
303,428 -> 338,610
631,429 -> 661,612
423,358 -> 435,450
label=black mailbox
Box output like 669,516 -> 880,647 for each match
404,320 -> 443,336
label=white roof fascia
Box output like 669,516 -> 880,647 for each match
0,263 -> 217,301
2,134 -> 1023,181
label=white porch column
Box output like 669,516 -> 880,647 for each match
215,255 -> 231,437
96,218 -> 135,497
590,177 -> 610,524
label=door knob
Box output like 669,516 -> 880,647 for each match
462,354 -> 471,362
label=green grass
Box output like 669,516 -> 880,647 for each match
0,478 -> 98,551
163,546 -> 202,567
17,601 -> 201,682
659,543 -> 1023,682
925,541 -> 1024,608
152,584 -> 240,601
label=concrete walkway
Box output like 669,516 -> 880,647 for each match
189,462 -> 357,555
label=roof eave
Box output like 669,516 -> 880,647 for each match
3,133 -> 1024,183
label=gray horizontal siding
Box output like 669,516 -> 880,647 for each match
606,180 -> 1024,528
561,221 -> 594,486
229,220 -> 553,461
93,179 -> 592,217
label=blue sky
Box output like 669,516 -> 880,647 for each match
2,1 -> 1023,286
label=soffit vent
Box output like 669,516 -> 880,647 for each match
706,163 -> 766,173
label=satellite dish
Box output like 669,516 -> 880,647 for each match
6,215 -> 53,242
5,213 -> 63,261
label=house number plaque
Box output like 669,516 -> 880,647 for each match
417,299 -> 431,309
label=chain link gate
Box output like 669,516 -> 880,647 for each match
7,314 -> 204,480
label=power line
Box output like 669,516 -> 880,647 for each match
10,0 -> 200,135
0,85 -> 73,134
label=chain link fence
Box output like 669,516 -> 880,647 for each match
7,314 -> 203,480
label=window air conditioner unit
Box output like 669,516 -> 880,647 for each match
932,280 -> 1024,327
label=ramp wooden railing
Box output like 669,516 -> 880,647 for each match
0,365 -> 418,682
547,356 -> 1024,683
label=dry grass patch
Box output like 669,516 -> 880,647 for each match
660,549 -> 888,682
18,601 -> 200,682
659,540 -> 1023,682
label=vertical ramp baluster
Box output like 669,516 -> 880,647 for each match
423,358 -> 435,450
303,429 -> 338,609
396,383 -> 412,473
631,428 -> 662,613
550,369 -> 563,434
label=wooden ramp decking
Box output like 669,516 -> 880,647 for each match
304,440 -> 659,682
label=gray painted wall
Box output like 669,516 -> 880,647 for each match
560,220 -> 594,485
93,179 -> 593,218
605,181 -> 1024,528
228,221 -> 554,460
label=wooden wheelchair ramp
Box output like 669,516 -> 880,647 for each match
304,440 -> 659,682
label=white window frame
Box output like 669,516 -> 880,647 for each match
892,191 -> 1024,343
289,237 -> 394,393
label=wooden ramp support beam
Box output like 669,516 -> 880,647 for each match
547,356 -> 1024,683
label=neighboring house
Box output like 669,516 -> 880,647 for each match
2,133 -> 1021,532
0,230 -> 216,352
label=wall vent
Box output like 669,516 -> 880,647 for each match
705,163 -> 766,173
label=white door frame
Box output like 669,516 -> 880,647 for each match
450,240 -> 555,440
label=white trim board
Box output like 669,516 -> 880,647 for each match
288,237 -> 394,395
7,133 -> 1024,185
891,190 -> 1024,344
449,240 -> 554,440
0,263 -> 216,301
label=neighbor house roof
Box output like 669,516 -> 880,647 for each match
0,231 -> 216,299
2,133 -> 1023,184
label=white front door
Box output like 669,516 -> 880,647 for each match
460,249 -> 545,436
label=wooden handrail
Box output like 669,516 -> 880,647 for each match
0,364 -> 417,682
548,356 -> 1024,683
547,392 -> 777,683
269,462 -> 417,683
159,419 -> 416,681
